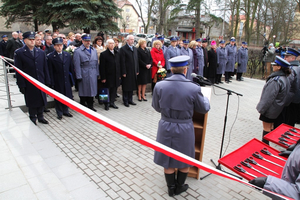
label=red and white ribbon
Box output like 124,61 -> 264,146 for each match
1,56 -> 292,200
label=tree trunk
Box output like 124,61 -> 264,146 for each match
34,19 -> 38,32
83,28 -> 90,34
195,1 -> 201,38
157,0 -> 164,34
234,0 -> 240,38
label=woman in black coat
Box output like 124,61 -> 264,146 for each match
207,40 -> 218,84
137,39 -> 152,101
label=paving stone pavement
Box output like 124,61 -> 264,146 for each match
1,60 -> 296,199
33,76 -> 292,200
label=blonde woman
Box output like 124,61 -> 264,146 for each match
67,32 -> 75,46
189,40 -> 198,78
137,39 -> 152,101
150,40 -> 165,90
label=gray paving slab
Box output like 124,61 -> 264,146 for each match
0,59 -> 297,199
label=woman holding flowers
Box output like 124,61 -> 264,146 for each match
150,40 -> 165,91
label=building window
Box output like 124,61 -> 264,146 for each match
126,16 -> 129,21
126,8 -> 130,12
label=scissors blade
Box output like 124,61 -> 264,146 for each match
245,172 -> 257,178
251,167 -> 268,176
256,163 -> 279,175
263,158 -> 284,168
270,154 -> 286,162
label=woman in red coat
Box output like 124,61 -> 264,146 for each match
150,40 -> 165,91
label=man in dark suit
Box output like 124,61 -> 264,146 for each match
99,39 -> 120,110
14,31 -> 51,125
47,37 -> 74,120
119,35 -> 139,107
6,31 -> 23,59
44,35 -> 54,55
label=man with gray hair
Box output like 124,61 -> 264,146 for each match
44,35 -> 54,55
6,31 -> 23,59
119,35 -> 139,107
263,43 -> 276,78
99,39 -> 121,110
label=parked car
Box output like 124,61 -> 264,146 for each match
134,33 -> 153,47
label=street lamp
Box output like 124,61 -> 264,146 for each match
273,35 -> 276,45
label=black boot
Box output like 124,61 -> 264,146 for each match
164,173 -> 176,197
175,171 -> 189,195
262,130 -> 270,145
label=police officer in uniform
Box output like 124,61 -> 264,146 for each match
216,40 -> 227,84
256,56 -> 291,144
201,38 -> 208,78
249,139 -> 300,200
225,37 -> 237,83
47,37 -> 74,120
195,38 -> 204,76
165,36 -> 180,77
73,34 -> 99,111
283,48 -> 300,127
15,31 -> 50,125
0,35 -> 8,57
180,40 -> 193,80
236,41 -> 248,81
152,55 -> 210,197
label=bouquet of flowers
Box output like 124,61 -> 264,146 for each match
64,45 -> 76,56
157,67 -> 167,81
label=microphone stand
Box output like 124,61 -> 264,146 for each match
196,78 -> 243,180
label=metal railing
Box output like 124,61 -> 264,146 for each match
2,56 -> 15,111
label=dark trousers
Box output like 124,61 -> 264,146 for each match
216,74 -> 222,83
237,73 -> 243,80
274,107 -> 287,129
122,91 -> 133,104
208,77 -> 215,84
29,106 -> 44,122
106,87 -> 117,105
286,103 -> 298,127
225,72 -> 230,81
80,96 -> 94,109
55,99 -> 69,117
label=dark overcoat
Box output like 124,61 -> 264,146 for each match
99,48 -> 121,88
137,47 -> 152,85
152,74 -> 210,169
119,44 -> 139,91
0,40 -> 8,57
73,44 -> 99,97
47,51 -> 74,99
6,38 -> 23,59
14,45 -> 50,107
206,48 -> 217,78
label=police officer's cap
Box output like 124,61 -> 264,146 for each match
230,37 -> 236,42
182,39 -> 189,44
169,56 -> 190,67
157,35 -> 164,40
44,29 -> 51,33
272,56 -> 290,68
23,31 -> 35,40
170,36 -> 178,41
155,33 -> 159,35
202,38 -> 207,43
219,40 -> 225,44
242,41 -> 247,45
81,34 -> 91,41
52,37 -> 63,45
284,48 -> 300,57
2,35 -> 7,38
196,38 -> 202,42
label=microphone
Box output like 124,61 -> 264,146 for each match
191,73 -> 206,80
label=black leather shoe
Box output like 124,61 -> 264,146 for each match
90,107 -> 97,112
142,98 -> 147,101
124,102 -> 129,107
31,120 -> 37,125
219,81 -> 224,84
44,109 -> 50,113
57,116 -> 62,120
109,103 -> 118,109
38,119 -> 49,124
138,99 -> 142,102
63,113 -> 73,117
128,101 -> 136,105
105,104 -> 109,110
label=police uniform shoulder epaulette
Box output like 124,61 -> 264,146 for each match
273,76 -> 280,81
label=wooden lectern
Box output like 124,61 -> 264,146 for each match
188,87 -> 211,179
